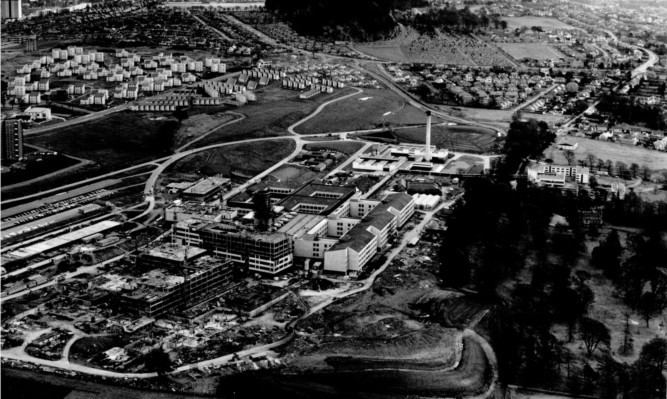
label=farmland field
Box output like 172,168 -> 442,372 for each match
27,111 -> 180,170
295,89 -> 440,134
394,125 -> 498,153
545,137 -> 667,171
497,43 -> 565,61
169,139 -> 295,177
502,16 -> 579,30
195,85 -> 355,147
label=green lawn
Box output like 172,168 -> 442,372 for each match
295,89 -> 438,135
27,111 -> 180,170
394,125 -> 498,153
194,85 -> 355,147
169,139 -> 296,177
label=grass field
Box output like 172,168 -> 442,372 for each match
545,137 -> 667,171
169,139 -> 295,177
502,16 -> 578,30
303,141 -> 365,155
27,112 -> 180,169
195,85 -> 355,147
394,125 -> 498,153
497,43 -> 565,61
295,89 -> 439,134
173,112 -> 236,150
267,165 -> 321,188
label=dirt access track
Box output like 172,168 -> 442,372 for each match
218,330 -> 496,399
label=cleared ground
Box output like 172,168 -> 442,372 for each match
545,137 -> 667,172
295,89 -> 437,134
196,85 -> 355,147
502,16 -> 578,30
497,43 -> 565,61
394,125 -> 498,153
172,112 -> 236,150
168,139 -> 296,177
27,112 -> 180,170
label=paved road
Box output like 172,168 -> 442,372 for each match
287,87 -> 364,134
510,84 -> 558,113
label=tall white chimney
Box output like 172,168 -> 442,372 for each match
425,110 -> 432,162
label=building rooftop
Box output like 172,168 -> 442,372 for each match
183,176 -> 230,196
145,243 -> 206,262
4,220 -> 121,262
277,182 -> 357,215
277,214 -> 326,238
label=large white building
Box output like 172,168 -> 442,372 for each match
527,163 -> 590,187
324,193 -> 415,275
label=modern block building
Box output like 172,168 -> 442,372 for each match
1,119 -> 23,161
1,0 -> 21,19
324,193 -> 414,275
174,221 -> 294,275
172,182 -> 415,276
527,163 -> 590,187
108,244 -> 234,317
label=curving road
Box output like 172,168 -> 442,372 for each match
361,62 -> 507,136
287,87 -> 364,134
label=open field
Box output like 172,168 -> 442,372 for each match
195,85 -> 355,147
502,16 -> 578,30
303,141 -> 365,155
355,27 -> 512,66
295,89 -> 439,134
266,165 -> 321,188
394,125 -> 498,153
497,43 -> 565,61
1,154 -> 81,186
169,139 -> 295,177
173,112 -> 236,150
27,112 -> 180,170
545,137 -> 667,171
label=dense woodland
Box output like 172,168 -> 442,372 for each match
438,119 -> 667,397
597,93 -> 667,130
265,0 -> 496,40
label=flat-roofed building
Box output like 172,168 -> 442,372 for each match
182,176 -> 231,201
114,254 -> 233,317
187,223 -> 293,275
1,119 -> 23,160
324,193 -> 414,274
276,181 -> 357,216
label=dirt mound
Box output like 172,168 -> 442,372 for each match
413,290 -> 488,328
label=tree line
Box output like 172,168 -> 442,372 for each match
597,93 -> 667,131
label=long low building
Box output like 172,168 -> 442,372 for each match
2,220 -> 121,266
324,193 -> 414,275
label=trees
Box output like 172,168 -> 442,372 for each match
629,338 -> 667,398
144,347 -> 173,375
579,317 -> 611,356
591,230 -> 622,279
501,118 -> 555,174
563,150 -> 575,166
638,291 -> 662,327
